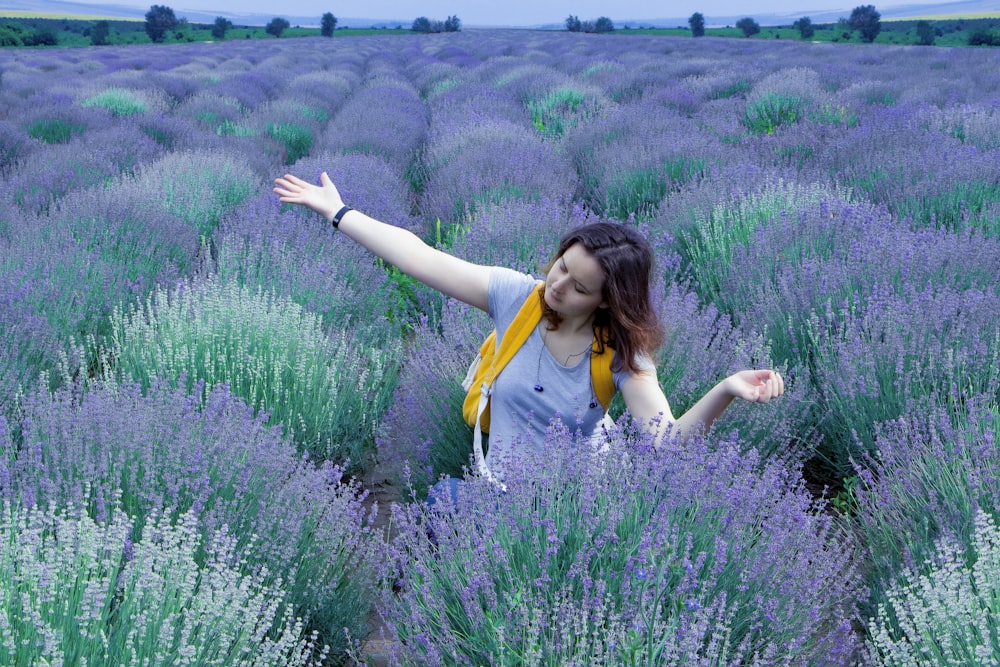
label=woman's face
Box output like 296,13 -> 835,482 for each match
544,243 -> 607,319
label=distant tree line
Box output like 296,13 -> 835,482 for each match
411,16 -> 461,33
3,4 -> 999,48
0,20 -> 58,46
565,16 -> 614,33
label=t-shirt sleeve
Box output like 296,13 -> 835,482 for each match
488,267 -> 539,340
613,353 -> 657,391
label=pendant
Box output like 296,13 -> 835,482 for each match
534,384 -> 544,392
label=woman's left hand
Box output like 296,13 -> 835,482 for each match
725,370 -> 784,404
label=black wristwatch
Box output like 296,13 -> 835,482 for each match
331,205 -> 352,228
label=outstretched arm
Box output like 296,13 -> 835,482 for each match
274,172 -> 491,311
621,368 -> 784,448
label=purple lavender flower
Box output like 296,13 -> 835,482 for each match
378,425 -> 862,665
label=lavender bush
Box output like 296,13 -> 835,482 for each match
0,501 -> 327,666
421,118 -> 575,223
48,178 -> 197,291
375,300 -> 489,494
867,508 -> 1000,666
805,284 -> 999,472
132,150 -> 258,235
3,123 -> 163,214
2,380 -> 380,658
565,102 -> 719,219
1,220 -> 145,354
79,85 -> 166,117
99,275 -> 401,467
851,397 -> 1000,607
378,426 -> 861,666
215,195 -> 402,333
317,77 -> 428,172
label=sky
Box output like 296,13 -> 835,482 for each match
79,0 -> 990,26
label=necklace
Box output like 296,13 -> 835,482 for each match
534,327 -> 600,410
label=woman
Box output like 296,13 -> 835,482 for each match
273,172 -> 784,483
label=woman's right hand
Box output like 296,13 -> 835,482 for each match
273,171 -> 344,222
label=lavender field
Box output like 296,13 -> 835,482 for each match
1,30 -> 999,666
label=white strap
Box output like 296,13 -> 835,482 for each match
472,381 -> 507,492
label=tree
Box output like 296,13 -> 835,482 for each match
444,15 -> 461,32
968,28 -> 998,46
91,19 -> 110,45
735,17 -> 760,37
265,17 -> 290,37
0,22 -> 25,46
321,12 -> 337,36
593,16 -> 614,33
144,5 -> 178,43
848,5 -> 881,43
566,15 -> 582,31
793,16 -> 815,39
688,12 -> 705,37
411,16 -> 432,33
211,16 -> 232,39
915,20 -> 934,45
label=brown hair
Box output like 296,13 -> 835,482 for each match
541,222 -> 664,373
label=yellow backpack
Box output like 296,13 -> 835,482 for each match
461,282 -> 615,485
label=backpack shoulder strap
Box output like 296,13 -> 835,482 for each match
590,333 -> 616,412
484,281 -> 544,384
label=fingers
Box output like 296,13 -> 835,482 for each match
756,370 -> 784,403
273,173 -> 315,202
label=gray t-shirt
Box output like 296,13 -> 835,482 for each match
485,267 -> 647,477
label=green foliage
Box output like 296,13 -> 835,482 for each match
794,16 -> 816,39
605,158 -> 704,220
968,28 -> 1000,46
689,12 -> 705,37
0,23 -> 25,47
211,16 -> 232,39
80,87 -> 147,116
714,79 -> 752,99
0,21 -> 57,46
809,102 -> 858,127
27,118 -> 85,144
916,20 -> 935,45
104,276 -> 401,469
744,92 -> 803,134
144,4 -> 177,43
265,17 -> 290,38
268,122 -> 313,165
849,4 -> 882,42
0,502 -> 325,666
320,12 -> 337,36
216,119 -> 255,136
593,16 -> 614,33
527,86 -> 589,137
736,17 -> 761,37
677,178 -> 850,303
90,19 -> 110,45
